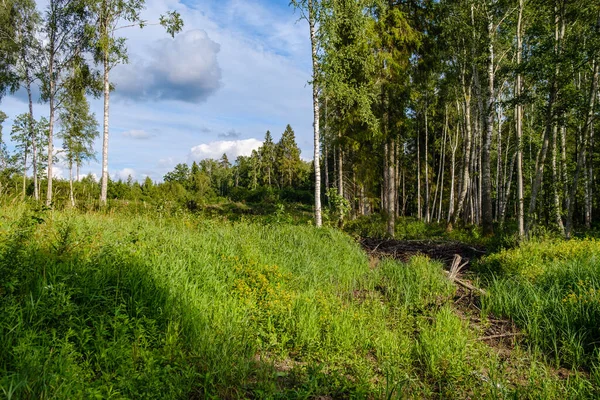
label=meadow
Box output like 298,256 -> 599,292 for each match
0,203 -> 599,398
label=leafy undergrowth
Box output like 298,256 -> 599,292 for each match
0,205 -> 596,398
344,214 -> 490,245
479,239 -> 600,379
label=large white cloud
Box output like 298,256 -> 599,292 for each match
113,30 -> 222,103
188,138 -> 262,162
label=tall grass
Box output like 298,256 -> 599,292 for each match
479,239 -> 600,378
0,204 -> 596,398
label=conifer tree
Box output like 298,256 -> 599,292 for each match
276,125 -> 302,188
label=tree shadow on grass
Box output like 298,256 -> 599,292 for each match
0,213 -> 366,399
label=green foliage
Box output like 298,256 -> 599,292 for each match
479,238 -> 600,279
58,61 -> 99,162
480,239 -> 600,370
0,205 -> 594,397
325,187 -> 350,223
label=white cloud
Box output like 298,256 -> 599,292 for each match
113,29 -> 222,103
123,129 -> 154,139
188,138 -> 262,162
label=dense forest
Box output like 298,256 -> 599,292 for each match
1,0 -> 600,398
2,0 -> 600,241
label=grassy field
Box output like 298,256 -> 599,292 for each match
479,239 -> 600,374
0,204 -> 598,398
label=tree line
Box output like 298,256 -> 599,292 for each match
0,123 -> 314,210
295,0 -> 600,238
0,0 -> 182,206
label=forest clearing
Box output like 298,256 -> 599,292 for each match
1,203 -> 599,398
2,0 -> 600,397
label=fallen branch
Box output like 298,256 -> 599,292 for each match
477,332 -> 523,341
444,269 -> 487,295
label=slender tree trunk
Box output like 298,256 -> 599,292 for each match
386,139 -> 396,236
337,138 -> 344,226
437,106 -> 448,223
499,152 -> 516,226
308,0 -> 322,227
432,106 -> 446,222
402,167 -> 406,216
100,47 -> 110,205
448,121 -> 458,223
46,81 -> 55,207
69,161 -> 75,207
516,0 -> 525,237
395,138 -> 400,218
551,124 -> 565,233
383,141 -> 388,212
585,124 -> 594,228
424,103 -> 430,223
565,59 -> 598,238
25,71 -> 38,201
561,124 -> 569,211
417,123 -> 421,220
324,141 -> 329,195
452,82 -> 472,227
495,105 -> 502,221
526,3 -> 564,235
482,16 -> 495,235
22,150 -> 28,200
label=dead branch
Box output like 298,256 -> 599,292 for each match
477,332 -> 523,341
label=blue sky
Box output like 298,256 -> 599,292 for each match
1,0 -> 314,181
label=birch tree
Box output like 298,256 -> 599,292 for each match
291,0 -> 323,226
88,0 -> 182,205
41,0 -> 90,206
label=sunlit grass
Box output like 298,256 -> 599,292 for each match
479,239 -> 600,375
0,204 -> 597,398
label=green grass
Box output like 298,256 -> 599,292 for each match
0,204 -> 597,398
479,239 -> 600,376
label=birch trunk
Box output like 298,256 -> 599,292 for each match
482,16 -> 494,235
46,80 -> 54,206
452,81 -> 472,227
448,121 -> 458,223
516,0 -> 525,237
437,108 -> 448,223
25,67 -> 38,201
308,0 -> 322,227
100,49 -> 110,205
551,124 -> 565,233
